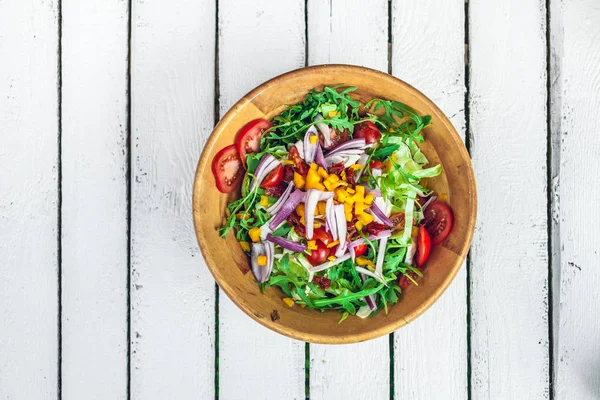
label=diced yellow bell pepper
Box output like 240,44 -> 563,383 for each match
294,172 -> 306,190
318,167 -> 329,179
283,297 -> 295,307
283,159 -> 296,166
249,227 -> 261,242
355,221 -> 364,231
310,135 -> 318,145
300,215 -> 306,225
346,187 -> 355,194
328,110 -> 339,118
357,212 -> 374,225
355,185 -> 365,198
411,226 -> 419,237
317,201 -> 327,216
356,257 -> 375,271
326,240 -> 339,248
239,241 -> 251,252
364,193 -> 374,205
257,255 -> 267,266
305,167 -> 325,190
236,213 -> 250,220
335,188 -> 348,202
348,164 -> 363,171
327,255 -> 336,261
314,221 -> 322,228
345,213 -> 353,222
355,201 -> 366,215
310,162 -> 318,171
323,180 -> 336,192
296,203 -> 305,217
307,240 -> 317,250
340,170 -> 347,181
260,195 -> 269,207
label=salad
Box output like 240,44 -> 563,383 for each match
211,86 -> 454,321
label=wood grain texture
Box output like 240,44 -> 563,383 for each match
391,1 -> 468,398
0,0 -> 59,398
130,1 -> 216,398
551,1 -> 600,398
469,0 -> 550,398
61,0 -> 129,397
307,1 -> 389,398
217,2 -> 306,398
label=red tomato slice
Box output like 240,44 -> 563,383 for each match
235,119 -> 272,165
306,240 -> 330,266
260,164 -> 284,188
288,146 -> 309,175
211,145 -> 244,194
353,244 -> 368,257
353,121 -> 381,144
415,225 -> 431,267
369,159 -> 385,170
313,227 -> 333,245
423,201 -> 454,245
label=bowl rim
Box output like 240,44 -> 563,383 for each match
193,64 -> 477,344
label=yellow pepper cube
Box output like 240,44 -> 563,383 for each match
411,226 -> 419,237
323,180 -> 336,192
318,167 -> 329,179
309,135 -> 318,145
364,193 -> 374,205
249,227 -> 261,242
345,213 -> 352,222
335,188 -> 347,202
346,187 -> 355,194
326,240 -> 340,248
296,203 -> 305,217
307,240 -> 317,250
340,170 -> 347,181
310,162 -> 318,171
327,255 -> 336,261
300,215 -> 306,225
294,172 -> 306,190
343,202 -> 353,214
239,241 -> 251,252
355,201 -> 366,215
257,255 -> 267,266
355,221 -> 364,231
260,195 -> 269,207
317,201 -> 327,215
357,212 -> 374,225
282,297 -> 295,307
328,110 -> 339,118
355,185 -> 365,198
313,221 -> 322,228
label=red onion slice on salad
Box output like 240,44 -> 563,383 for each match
314,114 -> 332,148
303,125 -> 319,163
251,154 -> 280,189
355,266 -> 387,286
334,204 -> 347,253
370,201 -> 393,227
421,194 -> 438,211
375,236 -> 388,275
325,197 -> 337,241
266,182 -> 294,215
304,189 -> 334,239
266,233 -> 306,253
294,140 -> 305,160
325,151 -> 363,168
250,241 -> 274,283
309,253 -> 352,272
325,138 -> 367,157
360,275 -> 378,311
269,189 -> 305,230
314,143 -> 327,170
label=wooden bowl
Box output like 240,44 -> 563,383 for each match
193,65 -> 476,344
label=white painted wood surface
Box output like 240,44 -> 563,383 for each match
307,1 -> 390,399
391,1 -> 468,398
551,1 -> 600,399
61,0 -> 129,398
469,0 -> 550,398
217,2 -> 306,399
0,0 -> 59,398
130,0 -> 216,398
4,0 -> 600,398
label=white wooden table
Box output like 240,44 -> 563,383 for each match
2,0 -> 599,398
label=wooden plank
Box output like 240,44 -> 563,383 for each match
0,0 -> 59,398
390,1 -> 468,398
218,1 -> 306,399
307,1 -> 389,398
469,0 -> 549,398
130,1 -> 216,398
60,0 -> 129,398
552,1 -> 600,399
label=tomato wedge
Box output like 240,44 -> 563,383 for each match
353,121 -> 381,144
369,159 -> 385,170
353,244 -> 368,257
288,145 -> 309,175
260,164 -> 284,188
211,145 -> 244,194
415,225 -> 431,267
313,227 -> 333,245
306,240 -> 330,266
235,119 -> 272,165
423,201 -> 454,245
399,270 -> 419,291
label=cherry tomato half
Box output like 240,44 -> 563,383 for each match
399,270 -> 419,291
288,145 -> 309,175
211,145 -> 244,194
353,243 -> 368,257
423,201 -> 454,246
415,225 -> 431,267
260,164 -> 284,188
306,240 -> 330,266
353,121 -> 381,144
235,119 -> 272,165
313,227 -> 333,245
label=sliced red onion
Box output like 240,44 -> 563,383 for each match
314,143 -> 327,170
348,238 -> 365,253
422,195 -> 438,211
334,242 -> 347,258
325,152 -> 363,168
325,197 -> 337,241
375,236 -> 388,275
370,202 -> 393,227
349,246 -> 356,262
325,138 -> 367,157
304,189 -> 333,239
252,154 -> 280,189
314,114 -> 332,148
404,240 -> 417,266
355,266 -> 387,286
303,125 -> 319,163
366,187 -> 382,197
334,205 -> 347,257
267,182 -> 294,216
266,233 -> 306,252
360,274 -> 378,311
309,253 -> 352,272
250,241 -> 274,283
269,189 -> 305,230
294,140 -> 305,160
